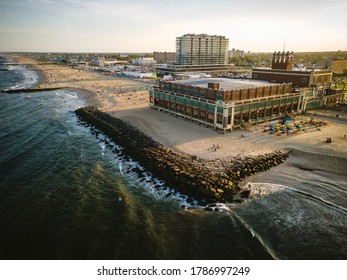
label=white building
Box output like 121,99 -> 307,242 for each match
90,57 -> 105,67
131,57 -> 155,66
176,34 -> 229,65
228,48 -> 245,58
122,71 -> 156,78
155,34 -> 230,75
90,57 -> 120,67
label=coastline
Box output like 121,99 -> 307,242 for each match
8,53 -> 347,162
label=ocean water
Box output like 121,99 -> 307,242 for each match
0,56 -> 38,90
0,56 -> 346,260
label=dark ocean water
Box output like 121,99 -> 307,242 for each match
0,56 -> 346,260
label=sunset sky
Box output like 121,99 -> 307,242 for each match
0,0 -> 346,53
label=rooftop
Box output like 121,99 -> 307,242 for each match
174,78 -> 280,90
253,67 -> 332,73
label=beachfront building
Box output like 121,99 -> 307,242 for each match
150,79 -> 345,132
149,50 -> 345,132
149,77 -> 345,132
155,34 -> 230,76
252,51 -> 333,88
149,78 -> 310,132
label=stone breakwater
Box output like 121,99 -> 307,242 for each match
1,87 -> 64,93
75,107 -> 289,204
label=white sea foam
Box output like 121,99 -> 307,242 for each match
243,182 -> 286,198
10,65 -> 38,89
91,132 -> 202,209
119,162 -> 124,176
90,131 -> 291,211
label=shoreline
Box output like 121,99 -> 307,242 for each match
8,54 -> 347,162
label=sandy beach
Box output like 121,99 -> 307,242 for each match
9,54 -> 347,160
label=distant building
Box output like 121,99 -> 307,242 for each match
153,52 -> 176,64
155,34 -> 229,75
90,57 -> 119,67
316,57 -> 347,74
228,48 -> 244,58
252,51 -> 333,88
131,57 -> 155,66
330,59 -> 347,74
122,71 -> 155,78
90,57 -> 106,67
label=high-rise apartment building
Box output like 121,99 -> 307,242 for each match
175,34 -> 229,65
155,33 -> 230,75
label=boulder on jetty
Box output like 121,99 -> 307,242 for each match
75,107 -> 289,205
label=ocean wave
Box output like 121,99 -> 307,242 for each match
9,65 -> 38,90
229,211 -> 279,260
284,186 -> 347,214
87,131 -> 202,209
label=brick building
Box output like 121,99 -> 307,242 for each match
252,51 -> 333,88
149,78 -> 309,132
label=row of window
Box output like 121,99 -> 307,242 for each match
153,91 -> 300,114
234,96 -> 300,112
162,85 -> 207,97
154,91 -> 217,112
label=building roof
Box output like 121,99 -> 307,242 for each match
174,78 -> 280,90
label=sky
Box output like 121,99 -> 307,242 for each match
0,0 -> 346,53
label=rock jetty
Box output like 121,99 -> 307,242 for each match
75,107 -> 289,204
1,87 -> 64,94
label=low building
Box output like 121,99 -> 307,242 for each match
252,68 -> 332,88
316,57 -> 347,74
329,60 -> 347,74
149,78 -> 309,132
327,58 -> 347,74
131,57 -> 155,66
89,57 -> 119,67
155,63 -> 230,76
149,78 -> 345,132
252,51 -> 333,88
122,71 -> 156,78
90,57 -> 106,67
